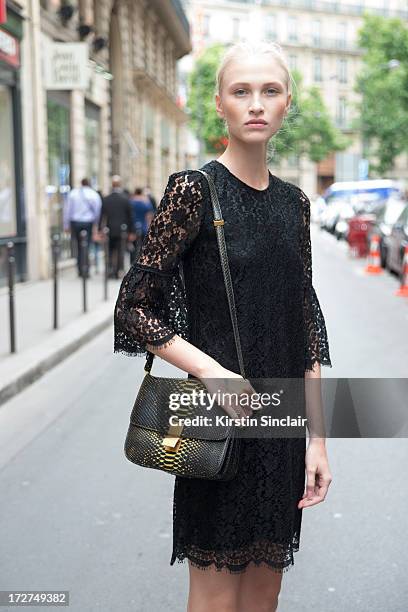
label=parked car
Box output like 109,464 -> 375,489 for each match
384,203 -> 408,280
367,197 -> 407,267
334,202 -> 356,240
310,195 -> 327,224
320,197 -> 349,233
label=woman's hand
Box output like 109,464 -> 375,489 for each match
197,364 -> 256,422
298,439 -> 332,509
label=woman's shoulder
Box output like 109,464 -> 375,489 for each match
165,168 -> 210,202
280,178 -> 310,204
167,168 -> 208,185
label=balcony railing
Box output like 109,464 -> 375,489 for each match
265,34 -> 360,53
226,0 -> 408,20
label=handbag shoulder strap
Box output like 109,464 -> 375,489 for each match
144,169 -> 246,379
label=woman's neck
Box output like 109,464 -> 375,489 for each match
216,139 -> 270,190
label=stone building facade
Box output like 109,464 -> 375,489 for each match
0,0 -> 193,284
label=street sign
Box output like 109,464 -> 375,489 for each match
43,42 -> 89,90
0,1 -> 6,25
358,158 -> 369,180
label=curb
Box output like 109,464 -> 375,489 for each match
0,308 -> 114,407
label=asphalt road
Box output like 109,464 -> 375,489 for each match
0,226 -> 407,611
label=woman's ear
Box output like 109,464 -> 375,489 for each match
215,93 -> 224,120
284,92 -> 292,116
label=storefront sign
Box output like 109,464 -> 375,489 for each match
44,42 -> 89,90
0,27 -> 19,68
0,1 -> 6,26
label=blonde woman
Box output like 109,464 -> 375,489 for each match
114,41 -> 333,612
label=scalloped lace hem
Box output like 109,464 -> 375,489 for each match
170,540 -> 300,575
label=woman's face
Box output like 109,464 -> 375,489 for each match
215,55 -> 291,144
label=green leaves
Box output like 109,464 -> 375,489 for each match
355,15 -> 408,174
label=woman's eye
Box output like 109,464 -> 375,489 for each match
234,88 -> 278,96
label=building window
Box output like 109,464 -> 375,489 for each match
312,20 -> 321,46
288,153 -> 299,168
47,92 -> 71,239
232,17 -> 240,40
265,14 -> 276,41
85,101 -> 101,190
288,15 -> 297,43
288,54 -> 297,70
313,56 -> 322,82
337,96 -> 347,127
337,58 -> 347,83
203,14 -> 210,38
336,22 -> 347,49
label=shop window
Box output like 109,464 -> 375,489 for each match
0,84 -> 17,238
47,92 -> 71,256
85,101 -> 101,190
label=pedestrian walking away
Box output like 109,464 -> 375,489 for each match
144,184 -> 157,212
114,40 -> 333,612
64,178 -> 102,277
98,175 -> 135,279
129,187 -> 155,264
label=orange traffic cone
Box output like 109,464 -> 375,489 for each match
364,234 -> 384,274
395,245 -> 408,297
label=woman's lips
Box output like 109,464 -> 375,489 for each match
245,122 -> 268,128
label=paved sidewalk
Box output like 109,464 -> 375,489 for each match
0,263 -> 122,406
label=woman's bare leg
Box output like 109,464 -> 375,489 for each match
187,561 -> 242,612
237,564 -> 283,612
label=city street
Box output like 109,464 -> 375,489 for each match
0,227 -> 407,611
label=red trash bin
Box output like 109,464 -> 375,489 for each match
347,215 -> 376,257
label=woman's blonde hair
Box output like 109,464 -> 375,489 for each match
215,40 -> 294,99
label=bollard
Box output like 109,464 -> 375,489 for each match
51,233 -> 60,329
7,241 -> 16,353
103,226 -> 110,301
80,229 -> 89,313
119,223 -> 128,277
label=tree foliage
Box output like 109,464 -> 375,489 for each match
354,15 -> 408,174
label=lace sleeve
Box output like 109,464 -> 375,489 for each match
113,171 -> 205,357
297,186 -> 332,372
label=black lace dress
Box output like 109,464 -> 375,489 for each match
114,159 -> 332,574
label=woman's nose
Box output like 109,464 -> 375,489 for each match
248,97 -> 264,112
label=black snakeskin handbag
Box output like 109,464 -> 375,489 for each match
124,169 -> 247,481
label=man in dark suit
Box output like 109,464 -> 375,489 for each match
98,175 -> 135,278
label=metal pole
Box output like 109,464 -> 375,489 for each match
7,241 -> 16,353
103,226 -> 109,301
52,233 -> 60,329
80,229 -> 89,313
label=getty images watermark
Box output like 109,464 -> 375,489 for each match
162,378 -> 408,439
167,387 -> 308,430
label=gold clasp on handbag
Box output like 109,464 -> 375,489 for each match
162,436 -> 181,452
162,420 -> 184,453
213,219 -> 224,226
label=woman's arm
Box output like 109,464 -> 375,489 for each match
114,171 -> 205,358
114,171 -> 254,419
297,187 -> 333,508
